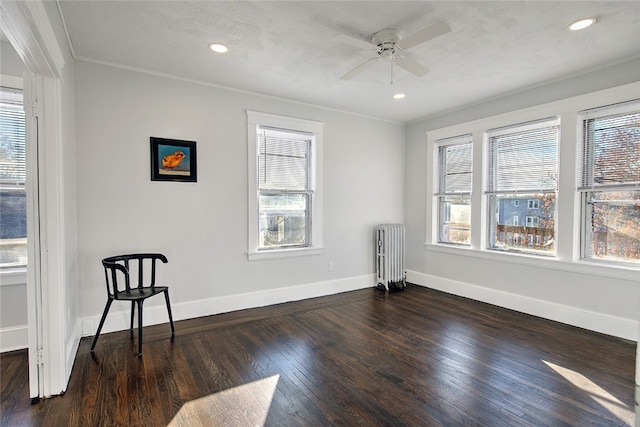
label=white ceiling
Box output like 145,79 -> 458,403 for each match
57,1 -> 640,123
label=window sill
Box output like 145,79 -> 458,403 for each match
0,267 -> 27,286
248,246 -> 324,261
424,243 -> 639,281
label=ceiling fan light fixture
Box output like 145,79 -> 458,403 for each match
568,18 -> 596,31
208,43 -> 228,53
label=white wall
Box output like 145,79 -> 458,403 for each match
74,61 -> 405,334
405,59 -> 640,340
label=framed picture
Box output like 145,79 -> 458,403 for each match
150,137 -> 197,182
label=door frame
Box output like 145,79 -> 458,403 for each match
0,0 -> 69,398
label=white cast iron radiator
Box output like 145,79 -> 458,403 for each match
375,224 -> 406,291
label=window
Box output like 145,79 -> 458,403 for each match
0,86 -> 26,269
436,135 -> 472,245
526,216 -> 540,227
579,100 -> 640,265
513,200 -> 519,207
247,111 -> 323,259
486,118 -> 558,254
513,216 -> 519,226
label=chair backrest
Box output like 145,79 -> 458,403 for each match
102,253 -> 168,298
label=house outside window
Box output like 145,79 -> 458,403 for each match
579,100 -> 639,265
247,111 -> 323,260
486,118 -> 558,255
0,86 -> 27,269
436,135 -> 472,245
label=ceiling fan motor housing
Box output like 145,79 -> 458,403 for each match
372,28 -> 401,58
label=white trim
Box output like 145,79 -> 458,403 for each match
74,57 -> 402,125
37,75 -> 67,397
81,274 -> 375,337
23,71 -> 43,400
0,1 -> 65,79
0,268 -> 27,286
0,74 -> 24,90
65,320 -> 80,380
423,242 -> 639,281
0,324 -> 28,352
248,246 -> 324,261
407,269 -> 637,341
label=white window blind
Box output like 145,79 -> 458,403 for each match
579,103 -> 640,190
437,135 -> 472,195
257,126 -> 311,191
0,87 -> 26,187
486,119 -> 559,194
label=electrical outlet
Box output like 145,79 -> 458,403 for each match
328,262 -> 334,272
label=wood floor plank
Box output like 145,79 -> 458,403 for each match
0,284 -> 634,426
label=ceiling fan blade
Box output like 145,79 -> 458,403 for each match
395,56 -> 430,77
340,57 -> 379,80
333,34 -> 378,51
397,20 -> 450,50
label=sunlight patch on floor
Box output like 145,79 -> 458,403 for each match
543,360 -> 633,425
169,374 -> 280,427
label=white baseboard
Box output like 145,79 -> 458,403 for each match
80,274 -> 375,337
0,324 -> 28,352
406,270 -> 637,341
65,320 -> 81,386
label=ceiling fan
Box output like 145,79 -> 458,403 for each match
334,20 -> 450,83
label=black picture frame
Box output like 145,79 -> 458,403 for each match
150,137 -> 197,182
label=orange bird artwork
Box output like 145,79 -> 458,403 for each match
161,150 -> 185,170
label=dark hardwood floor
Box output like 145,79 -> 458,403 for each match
1,284 -> 635,426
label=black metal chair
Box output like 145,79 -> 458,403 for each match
91,253 -> 175,356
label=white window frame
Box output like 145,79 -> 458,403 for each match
424,81 -> 640,279
247,111 -> 324,260
527,199 -> 540,209
485,118 -> 559,256
435,134 -> 473,246
578,100 -> 640,265
0,78 -> 27,273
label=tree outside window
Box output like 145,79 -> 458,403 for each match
580,103 -> 639,264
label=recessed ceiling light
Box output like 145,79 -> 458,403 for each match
568,18 -> 596,31
393,93 -> 406,100
208,43 -> 228,53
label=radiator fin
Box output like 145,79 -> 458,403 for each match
375,224 -> 406,291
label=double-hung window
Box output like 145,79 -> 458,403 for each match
247,111 -> 323,259
579,100 -> 640,264
486,118 -> 559,255
435,135 -> 472,245
0,86 -> 27,268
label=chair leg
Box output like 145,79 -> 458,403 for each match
90,299 -> 114,352
130,301 -> 135,336
136,299 -> 144,357
164,290 -> 175,335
